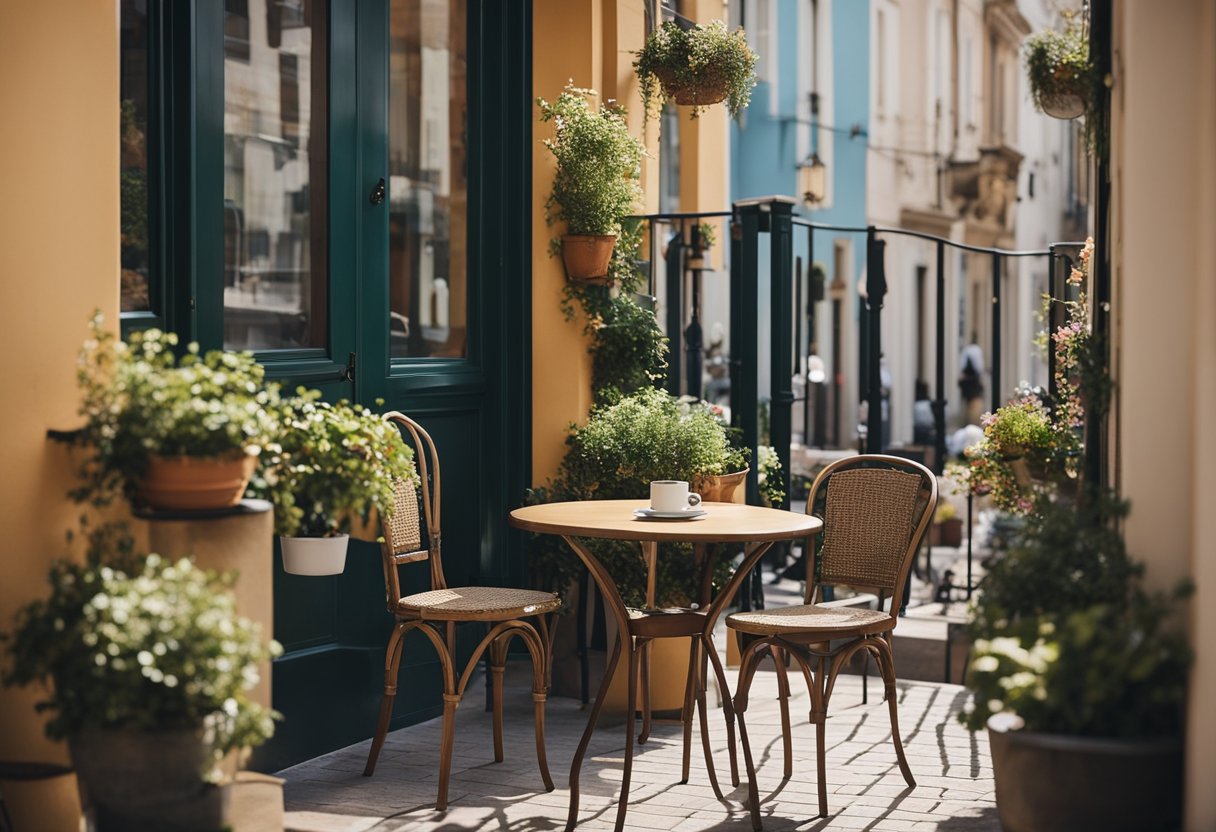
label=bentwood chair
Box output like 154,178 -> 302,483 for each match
363,412 -> 561,810
726,455 -> 937,828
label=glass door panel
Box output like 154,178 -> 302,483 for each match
388,0 -> 468,359
223,0 -> 328,351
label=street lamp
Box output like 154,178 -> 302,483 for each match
798,153 -> 827,207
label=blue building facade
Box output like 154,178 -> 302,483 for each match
730,0 -> 870,445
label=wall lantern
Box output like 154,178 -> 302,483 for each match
807,354 -> 827,384
798,153 -> 827,206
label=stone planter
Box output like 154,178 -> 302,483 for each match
70,728 -> 220,832
987,714 -> 1183,832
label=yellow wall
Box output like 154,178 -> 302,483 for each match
0,1 -> 120,761
1111,1 -> 1216,828
530,0 -> 731,483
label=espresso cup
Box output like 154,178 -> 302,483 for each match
650,480 -> 702,512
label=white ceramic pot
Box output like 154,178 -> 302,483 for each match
280,534 -> 350,576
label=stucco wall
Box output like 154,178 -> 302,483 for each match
0,1 -> 120,761
1111,1 -> 1216,828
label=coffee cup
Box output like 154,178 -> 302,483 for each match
650,480 -> 702,513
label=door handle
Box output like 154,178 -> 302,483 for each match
369,177 -> 386,205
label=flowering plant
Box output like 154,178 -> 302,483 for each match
1,525 -> 281,779
961,489 -> 1190,737
255,391 -> 419,538
960,238 -> 1099,514
71,314 -> 280,507
635,20 -> 757,120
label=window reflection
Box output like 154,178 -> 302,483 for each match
223,0 -> 327,351
120,0 -> 152,313
389,0 -> 468,359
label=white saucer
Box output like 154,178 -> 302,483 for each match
634,507 -> 708,520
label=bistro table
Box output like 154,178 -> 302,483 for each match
509,499 -> 822,832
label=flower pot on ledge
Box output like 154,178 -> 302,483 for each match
137,452 -> 257,511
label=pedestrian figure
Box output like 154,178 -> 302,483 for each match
958,335 -> 984,425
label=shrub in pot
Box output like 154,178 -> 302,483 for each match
635,20 -> 757,120
1,524 -> 281,831
71,315 -> 280,512
537,84 -> 644,283
258,392 -> 419,576
961,490 -> 1190,832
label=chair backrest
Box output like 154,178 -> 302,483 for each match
377,411 -> 446,613
803,454 -> 938,618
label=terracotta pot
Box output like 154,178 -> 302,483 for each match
561,234 -> 617,283
693,468 -> 748,504
280,534 -> 350,576
987,714 -> 1183,832
70,727 -> 220,831
930,517 -> 963,548
137,453 -> 257,511
654,65 -> 730,107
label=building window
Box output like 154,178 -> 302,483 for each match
120,0 -> 153,315
387,0 -> 469,359
223,0 -> 328,350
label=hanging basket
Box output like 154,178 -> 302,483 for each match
280,534 -> 350,576
654,65 -> 731,108
561,234 -> 617,284
1039,91 -> 1086,120
136,452 -> 257,512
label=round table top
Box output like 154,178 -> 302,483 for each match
509,500 -> 821,543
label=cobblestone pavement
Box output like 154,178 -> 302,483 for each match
280,661 -> 998,832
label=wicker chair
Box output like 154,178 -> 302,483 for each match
363,412 -> 561,810
726,454 -> 937,828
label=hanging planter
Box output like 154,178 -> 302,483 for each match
280,534 -> 351,576
635,20 -> 757,122
1025,21 -> 1094,123
538,84 -> 644,286
561,234 -> 618,284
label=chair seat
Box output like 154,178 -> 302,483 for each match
727,603 -> 893,638
398,586 -> 560,621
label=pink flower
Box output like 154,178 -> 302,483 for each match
981,411 -> 998,427
1068,267 -> 1085,285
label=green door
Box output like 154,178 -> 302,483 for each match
200,0 -> 533,770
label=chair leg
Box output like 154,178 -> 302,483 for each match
639,638 -> 653,744
519,623 -> 556,792
809,653 -> 832,818
489,637 -> 507,763
873,638 -> 916,787
772,647 -> 794,781
733,645 -> 767,832
364,622 -> 407,777
706,637 -> 740,787
694,643 -> 725,801
680,636 -> 699,784
436,692 -> 461,811
567,637 -> 623,832
614,643 -> 641,832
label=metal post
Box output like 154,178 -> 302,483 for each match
865,229 -> 887,453
934,240 -> 947,474
1047,247 -> 1058,402
991,252 -> 1002,412
665,230 -> 684,396
770,199 -> 795,511
831,290 -> 842,447
685,268 -> 703,400
795,256 -> 804,441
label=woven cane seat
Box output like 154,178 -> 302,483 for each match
727,603 -> 893,637
397,586 -> 561,621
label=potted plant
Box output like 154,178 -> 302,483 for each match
686,221 -> 716,270
929,501 -> 963,548
1,524 -> 281,830
1025,19 -> 1093,121
961,491 -> 1190,832
538,84 -> 645,283
71,315 -> 280,512
635,20 -> 757,120
259,392 -> 418,576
